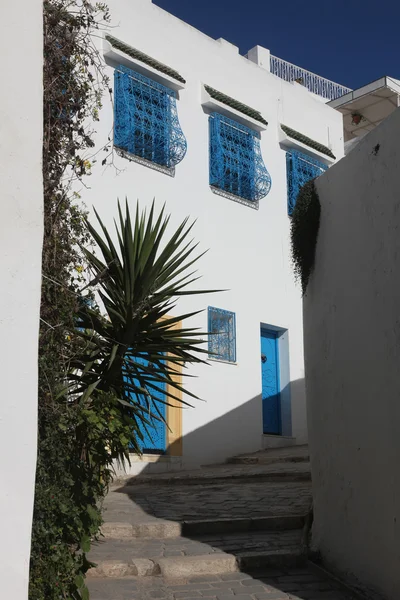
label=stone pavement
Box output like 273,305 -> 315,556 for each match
88,568 -> 360,600
103,480 -> 312,525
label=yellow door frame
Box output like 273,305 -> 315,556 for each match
164,317 -> 183,456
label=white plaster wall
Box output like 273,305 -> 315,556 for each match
85,0 -> 343,468
304,107 -> 400,599
0,1 -> 43,598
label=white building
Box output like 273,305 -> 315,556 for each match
84,0 -> 345,473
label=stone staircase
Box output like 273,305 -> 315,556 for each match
88,447 -> 311,580
87,446 -> 361,599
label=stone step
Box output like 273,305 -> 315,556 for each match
88,548 -> 306,579
227,445 -> 310,466
113,461 -> 311,488
101,514 -> 306,539
159,549 -> 306,578
88,530 -> 305,578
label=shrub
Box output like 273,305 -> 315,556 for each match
290,179 -> 321,295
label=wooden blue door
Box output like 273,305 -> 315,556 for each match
260,329 -> 281,435
128,356 -> 167,454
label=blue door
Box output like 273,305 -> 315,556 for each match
260,329 -> 281,435
127,355 -> 167,454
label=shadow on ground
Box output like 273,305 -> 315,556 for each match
89,376 -> 361,599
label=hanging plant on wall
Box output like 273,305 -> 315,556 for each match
290,179 -> 321,295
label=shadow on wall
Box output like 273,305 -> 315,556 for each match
114,377 -> 306,476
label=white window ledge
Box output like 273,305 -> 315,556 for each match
103,37 -> 185,93
278,127 -> 335,166
201,86 -> 267,133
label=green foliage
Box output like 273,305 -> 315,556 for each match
29,393 -> 135,600
69,201 -> 212,454
290,179 -> 321,295
31,1 -> 113,598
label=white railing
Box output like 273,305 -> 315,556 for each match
270,55 -> 351,101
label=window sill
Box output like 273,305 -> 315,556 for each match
208,356 -> 237,366
115,146 -> 175,177
210,186 -> 259,210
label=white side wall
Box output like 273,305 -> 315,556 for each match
0,2 -> 43,598
86,0 -> 343,468
305,107 -> 400,599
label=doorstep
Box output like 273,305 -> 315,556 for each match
113,454 -> 183,479
262,434 -> 297,449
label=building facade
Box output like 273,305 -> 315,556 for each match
85,0 -> 345,472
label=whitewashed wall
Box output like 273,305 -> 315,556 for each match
0,1 -> 43,598
305,107 -> 400,599
85,0 -> 343,469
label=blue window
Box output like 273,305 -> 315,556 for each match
209,112 -> 271,202
114,65 -> 187,168
286,150 -> 327,215
208,307 -> 236,363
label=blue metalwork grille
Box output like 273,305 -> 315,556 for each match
286,150 -> 327,215
114,65 -> 187,168
209,113 -> 271,202
208,307 -> 236,362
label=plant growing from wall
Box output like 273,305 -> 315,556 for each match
31,1 -> 213,599
290,179 -> 321,295
31,1 -> 113,598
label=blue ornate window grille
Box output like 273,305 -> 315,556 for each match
209,112 -> 271,202
114,65 -> 187,168
208,307 -> 236,363
286,150 -> 327,215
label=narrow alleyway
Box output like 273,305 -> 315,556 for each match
88,447 -> 359,600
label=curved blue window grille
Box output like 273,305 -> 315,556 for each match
114,65 -> 187,168
208,307 -> 236,363
286,150 -> 327,215
209,112 -> 271,202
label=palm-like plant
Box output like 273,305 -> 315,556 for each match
69,200 -> 213,455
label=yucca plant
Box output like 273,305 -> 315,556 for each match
69,200 -> 213,457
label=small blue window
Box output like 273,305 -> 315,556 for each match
209,113 -> 271,202
114,65 -> 187,168
208,307 -> 236,363
286,150 -> 327,215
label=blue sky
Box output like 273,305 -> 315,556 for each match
153,0 -> 399,90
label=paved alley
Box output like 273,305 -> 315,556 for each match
88,446 -> 360,600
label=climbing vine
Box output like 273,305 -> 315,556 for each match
30,2 -> 112,598
290,179 -> 321,295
